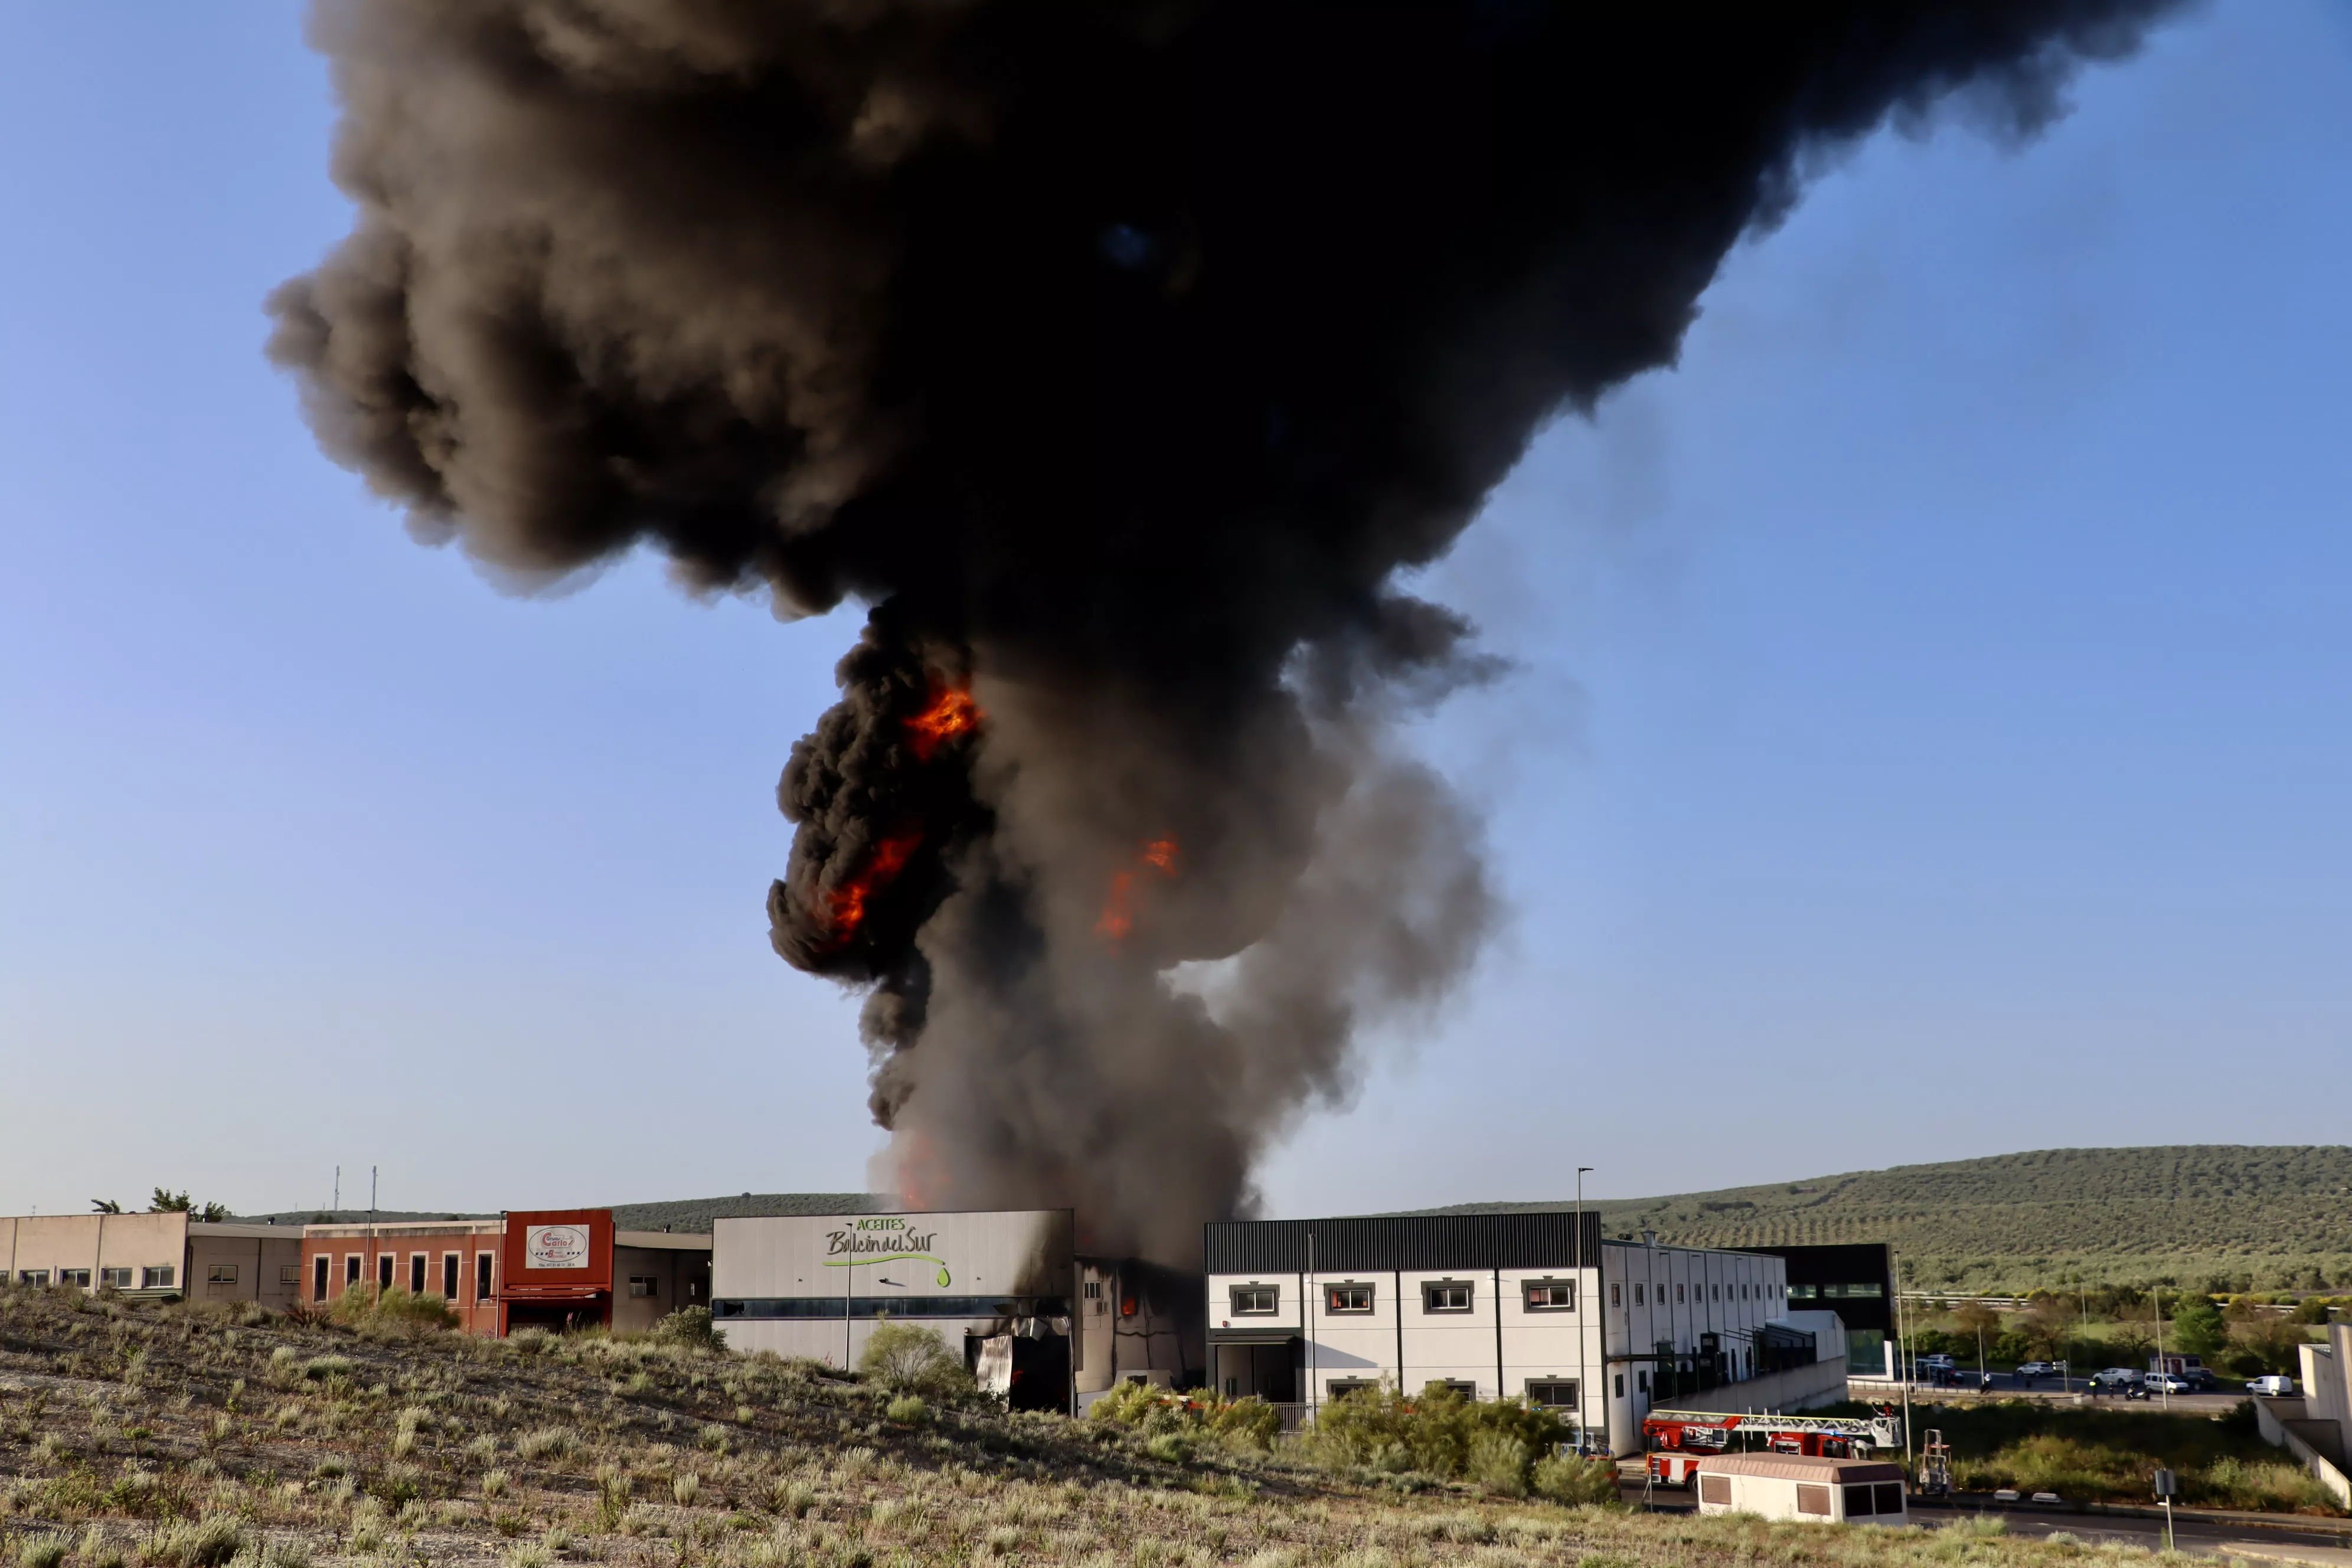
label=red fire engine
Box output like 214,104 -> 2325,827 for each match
1642,1407 -> 1904,1485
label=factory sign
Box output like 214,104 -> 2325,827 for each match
525,1223 -> 591,1269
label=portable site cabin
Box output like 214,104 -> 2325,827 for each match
1694,1454 -> 1908,1525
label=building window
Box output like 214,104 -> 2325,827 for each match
1789,1283 -> 1816,1299
378,1255 -> 394,1291
1797,1485 -> 1832,1517
1637,1370 -> 1649,1394
1612,1373 -> 1624,1398
1422,1282 -> 1473,1314
1675,1283 -> 1684,1304
442,1255 -> 459,1299
1433,1380 -> 1476,1397
629,1276 -> 658,1298
1229,1285 -> 1278,1315
100,1268 -> 133,1289
476,1253 -> 495,1302
280,1263 -> 301,1288
1524,1280 -> 1575,1312
1325,1283 -> 1374,1314
346,1255 -> 361,1286
146,1266 -> 176,1290
60,1269 -> 92,1288
409,1255 -> 426,1294
1084,1281 -> 1102,1299
1326,1378 -> 1377,1400
1634,1283 -> 1644,1305
314,1256 -> 331,1303
19,1270 -> 50,1286
1712,1285 -> 1720,1301
1610,1283 -> 1621,1308
208,1264 -> 239,1285
1525,1379 -> 1580,1409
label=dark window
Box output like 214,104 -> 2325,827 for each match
1797,1485 -> 1832,1517
1326,1378 -> 1377,1400
346,1255 -> 361,1286
443,1255 -> 459,1299
145,1266 -> 175,1289
1675,1283 -> 1685,1303
1789,1283 -> 1817,1299
1699,1474 -> 1732,1506
1525,1379 -> 1579,1409
1422,1282 -> 1472,1313
1634,1283 -> 1645,1305
378,1254 -> 394,1291
1230,1285 -> 1278,1315
314,1255 -> 331,1303
1434,1380 -> 1476,1397
476,1252 -> 494,1302
1524,1281 -> 1575,1311
1084,1281 -> 1102,1299
1843,1484 -> 1876,1517
1610,1283 -> 1622,1308
100,1268 -> 133,1289
1613,1373 -> 1624,1397
18,1270 -> 49,1286
1874,1482 -> 1903,1515
207,1264 -> 238,1284
60,1269 -> 92,1288
409,1255 -> 426,1294
629,1276 -> 658,1298
1637,1370 -> 1649,1394
1712,1285 -> 1720,1300
1326,1284 -> 1373,1314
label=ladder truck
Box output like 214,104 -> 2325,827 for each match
1641,1407 -> 1905,1486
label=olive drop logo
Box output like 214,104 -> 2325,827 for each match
822,1217 -> 950,1288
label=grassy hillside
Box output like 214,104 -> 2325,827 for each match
0,1286 -> 2210,1568
1406,1146 -> 2352,1294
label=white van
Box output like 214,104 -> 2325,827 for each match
2248,1375 -> 2297,1397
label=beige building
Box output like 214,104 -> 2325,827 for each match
3,1213 -> 301,1306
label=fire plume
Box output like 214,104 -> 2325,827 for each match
826,831 -> 921,941
1096,836 -> 1180,943
904,681 -> 981,761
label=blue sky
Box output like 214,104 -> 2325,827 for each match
2,4 -> 2347,1223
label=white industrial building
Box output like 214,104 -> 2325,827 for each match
1207,1214 -> 1847,1452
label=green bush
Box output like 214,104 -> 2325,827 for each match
884,1394 -> 929,1426
1087,1382 -> 1280,1452
326,1285 -> 456,1336
1467,1432 -> 1531,1497
1303,1382 -> 1566,1487
857,1319 -> 974,1400
648,1306 -> 720,1350
1531,1452 -> 1621,1506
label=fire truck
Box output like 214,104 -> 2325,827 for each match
1642,1407 -> 1905,1486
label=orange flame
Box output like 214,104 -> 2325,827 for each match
826,831 -> 921,940
904,681 -> 982,761
1096,836 -> 1180,942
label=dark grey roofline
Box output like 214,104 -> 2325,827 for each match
1204,1211 -> 1601,1275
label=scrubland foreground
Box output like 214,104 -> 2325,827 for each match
0,1286 -> 2255,1568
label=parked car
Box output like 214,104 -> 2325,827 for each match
2088,1368 -> 2144,1390
2248,1375 -> 2297,1397
2145,1372 -> 2192,1394
2182,1367 -> 2220,1391
2015,1361 -> 2057,1379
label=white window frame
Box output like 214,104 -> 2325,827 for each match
1229,1284 -> 1279,1316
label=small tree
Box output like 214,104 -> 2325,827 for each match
90,1199 -> 123,1214
2171,1295 -> 2226,1357
858,1319 -> 974,1400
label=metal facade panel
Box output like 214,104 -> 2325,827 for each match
1204,1212 -> 1600,1275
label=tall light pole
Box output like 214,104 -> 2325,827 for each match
1577,1167 -> 1594,1453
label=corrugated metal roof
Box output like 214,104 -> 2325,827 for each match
1204,1212 -> 1600,1275
1699,1455 -> 1904,1482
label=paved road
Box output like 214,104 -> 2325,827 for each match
1627,1486 -> 2351,1563
1895,1377 -> 2249,1414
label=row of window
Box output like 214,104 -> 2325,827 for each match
1230,1280 -> 1579,1317
1788,1282 -> 1883,1299
313,1251 -> 497,1305
1608,1279 -> 1782,1308
15,1267 -> 174,1289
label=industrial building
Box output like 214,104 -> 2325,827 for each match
2,1212 -> 302,1307
1694,1453 -> 1910,1524
299,1210 -> 711,1335
708,1208 -> 1197,1409
1206,1214 -> 1851,1452
1748,1243 -> 1895,1377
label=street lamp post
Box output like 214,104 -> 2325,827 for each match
1576,1167 -> 1593,1454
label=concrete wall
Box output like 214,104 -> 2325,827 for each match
2301,1325 -> 2350,1443
2254,1394 -> 2352,1510
611,1235 -> 712,1334
2,1213 -> 187,1291
187,1225 -> 303,1309
1624,1353 -> 1851,1418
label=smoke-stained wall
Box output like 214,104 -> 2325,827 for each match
270,0 -> 2183,1264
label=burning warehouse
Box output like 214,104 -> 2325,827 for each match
711,1209 -> 1200,1410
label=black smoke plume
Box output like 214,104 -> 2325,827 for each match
270,0 -> 2180,1263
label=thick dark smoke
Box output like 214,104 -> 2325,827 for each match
270,0 -> 2180,1263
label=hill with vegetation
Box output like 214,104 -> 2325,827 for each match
1404,1146 -> 2352,1294
0,1283 -> 2266,1568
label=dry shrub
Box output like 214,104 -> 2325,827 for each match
858,1320 -> 974,1401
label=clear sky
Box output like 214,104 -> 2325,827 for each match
1,4 -> 2346,1223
